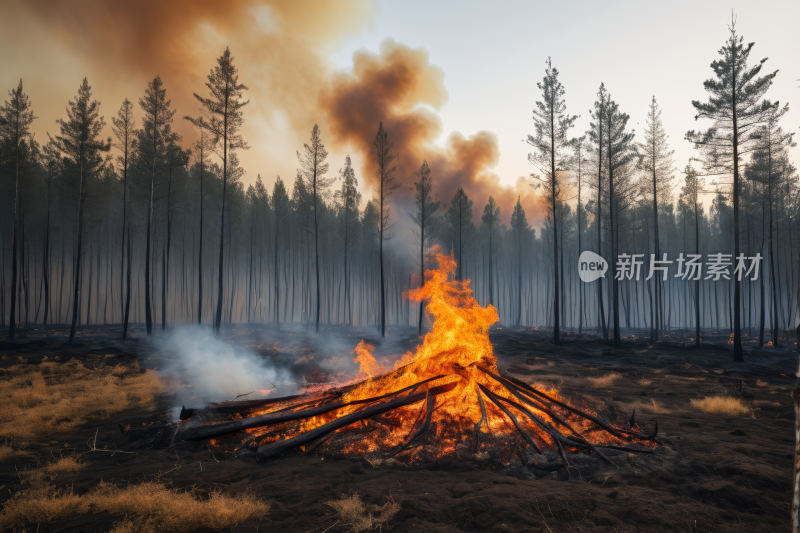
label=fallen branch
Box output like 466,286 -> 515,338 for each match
392,389 -> 435,456
472,386 -> 488,453
256,381 -> 458,460
477,383 -> 542,455
181,375 -> 447,441
500,373 -> 656,441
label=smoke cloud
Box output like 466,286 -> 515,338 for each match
321,39 -> 544,226
155,327 -> 296,411
3,0 -> 377,179
3,1 -> 541,228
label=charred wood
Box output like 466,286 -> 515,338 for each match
256,382 -> 458,460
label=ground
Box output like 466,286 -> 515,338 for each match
0,324 -> 797,532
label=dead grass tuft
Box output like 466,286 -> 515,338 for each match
0,359 -> 162,443
18,456 -> 83,489
0,444 -> 32,461
327,493 -> 400,532
0,474 -> 269,532
586,373 -> 620,388
41,456 -> 82,476
691,395 -> 752,416
755,379 -> 768,387
638,377 -> 653,386
624,398 -> 670,415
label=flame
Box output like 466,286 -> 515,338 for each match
247,246 -> 638,459
352,340 -> 385,379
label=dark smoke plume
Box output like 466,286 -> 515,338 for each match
321,39 -> 544,226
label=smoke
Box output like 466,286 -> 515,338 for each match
4,1 -> 542,229
155,326 -> 296,410
3,0 -> 377,178
321,39 -> 544,227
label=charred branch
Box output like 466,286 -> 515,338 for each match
256,381 -> 459,460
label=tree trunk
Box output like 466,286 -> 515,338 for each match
68,153 -> 86,344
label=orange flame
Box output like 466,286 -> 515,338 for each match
352,340 -> 384,379
248,246 -> 631,459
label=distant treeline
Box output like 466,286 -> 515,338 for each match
0,20 -> 796,357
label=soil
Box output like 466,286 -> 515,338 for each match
1,323 -> 797,532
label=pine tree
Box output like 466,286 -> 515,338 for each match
40,141 -> 60,327
162,139 -> 189,330
410,160 -> 440,334
510,197 -> 529,326
372,122 -> 399,337
604,95 -> 637,347
527,58 -> 577,345
685,16 -> 778,361
745,103 -> 795,347
570,136 -> 589,333
0,79 -> 36,340
50,78 -> 110,344
481,197 -> 500,306
334,156 -> 361,326
297,124 -> 332,333
271,176 -> 290,327
138,76 -> 176,335
184,112 -> 216,325
641,96 -> 675,341
190,47 -> 249,334
587,84 -> 609,341
679,163 -> 705,347
111,98 -> 135,338
446,187 -> 473,281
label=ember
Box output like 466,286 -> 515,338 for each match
179,248 -> 657,474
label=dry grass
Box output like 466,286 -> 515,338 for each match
0,359 -> 162,443
624,398 -> 670,415
586,373 -> 620,388
0,444 -> 32,461
327,493 -> 400,533
691,395 -> 752,416
638,377 -> 653,386
0,472 -> 269,532
755,379 -> 768,387
41,456 -> 82,476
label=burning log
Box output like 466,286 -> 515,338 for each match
500,373 -> 657,442
392,389 -> 435,456
181,376 -> 447,441
471,387 -> 489,453
477,383 -> 542,454
256,381 -> 458,460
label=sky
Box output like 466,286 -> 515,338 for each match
1,0 -> 798,224
335,0 -> 800,193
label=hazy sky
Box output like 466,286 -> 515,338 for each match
2,0 -> 798,216
334,0 -> 800,191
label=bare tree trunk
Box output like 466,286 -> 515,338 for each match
68,154 -> 86,344
123,227 -> 132,337
793,369 -> 800,532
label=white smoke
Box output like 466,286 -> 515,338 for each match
155,326 -> 296,409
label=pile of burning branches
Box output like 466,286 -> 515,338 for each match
178,249 -> 657,475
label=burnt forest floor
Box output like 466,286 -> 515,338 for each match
0,323 -> 798,532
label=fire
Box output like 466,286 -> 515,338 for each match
240,246 -> 650,461
352,340 -> 385,378
337,247 -> 501,421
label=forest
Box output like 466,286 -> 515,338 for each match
1,22 -> 797,360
